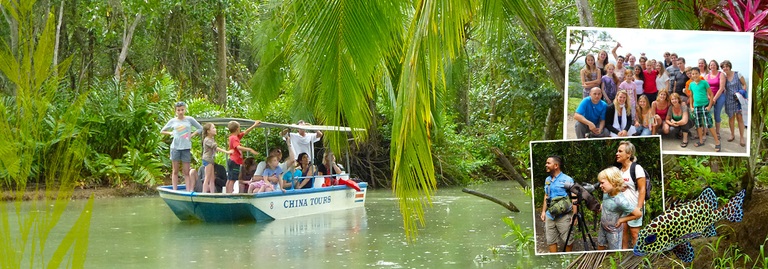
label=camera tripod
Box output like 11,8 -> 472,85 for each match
562,193 -> 597,252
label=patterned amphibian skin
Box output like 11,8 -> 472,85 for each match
633,187 -> 745,262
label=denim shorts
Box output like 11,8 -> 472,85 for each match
170,149 -> 191,162
226,159 -> 240,181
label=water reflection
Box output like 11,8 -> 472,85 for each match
5,182 -> 571,268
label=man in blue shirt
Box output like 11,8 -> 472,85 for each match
540,156 -> 576,252
574,87 -> 610,138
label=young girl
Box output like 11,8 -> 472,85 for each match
632,65 -> 645,109
619,69 -> 637,117
249,156 -> 282,193
160,102 -> 203,190
580,54 -> 602,98
202,123 -> 233,193
634,95 -> 655,136
602,63 -> 619,105
597,167 -> 642,250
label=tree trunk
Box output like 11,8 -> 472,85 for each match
215,11 -> 227,106
532,28 -> 565,140
614,0 -> 639,28
462,188 -> 520,212
575,0 -> 594,27
114,13 -> 142,81
491,147 -> 528,188
53,1 -> 64,77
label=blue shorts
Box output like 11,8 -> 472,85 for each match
226,159 -> 240,181
202,160 -> 211,167
170,149 -> 191,162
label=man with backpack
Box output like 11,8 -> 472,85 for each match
615,140 -> 649,249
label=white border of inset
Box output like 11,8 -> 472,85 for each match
563,26 -> 753,157
530,135 -> 665,256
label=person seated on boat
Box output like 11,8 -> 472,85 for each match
281,163 -> 303,190
249,156 -> 283,193
294,152 -> 316,189
189,163 -> 227,193
253,134 -> 296,182
317,151 -> 343,187
237,157 -> 257,193
264,156 -> 285,192
287,120 -> 323,163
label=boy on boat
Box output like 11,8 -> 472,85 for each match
227,120 -> 260,193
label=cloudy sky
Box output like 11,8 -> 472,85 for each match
567,27 -> 754,76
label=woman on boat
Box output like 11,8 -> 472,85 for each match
160,102 -> 203,190
238,157 -> 257,193
318,151 -> 343,187
295,152 -> 316,189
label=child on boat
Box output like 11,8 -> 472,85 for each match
226,120 -> 260,193
202,123 -> 234,193
238,157 -> 257,193
597,167 -> 642,250
249,156 -> 283,193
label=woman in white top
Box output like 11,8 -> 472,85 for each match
655,62 -> 669,92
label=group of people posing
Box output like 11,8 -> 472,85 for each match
576,43 -> 748,151
541,141 -> 647,252
160,102 -> 344,193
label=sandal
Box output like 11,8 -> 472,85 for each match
727,136 -> 735,142
715,144 -> 721,152
740,141 -> 746,147
694,141 -> 705,147
681,141 -> 688,148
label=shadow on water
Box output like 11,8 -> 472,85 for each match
7,181 -> 572,268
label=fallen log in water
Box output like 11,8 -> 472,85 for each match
462,188 -> 519,212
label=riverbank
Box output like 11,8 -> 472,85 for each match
1,184 -> 157,201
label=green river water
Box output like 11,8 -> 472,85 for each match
5,181 -> 572,268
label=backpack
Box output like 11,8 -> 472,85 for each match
629,162 -> 652,201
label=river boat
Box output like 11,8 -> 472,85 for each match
157,119 -> 367,222
157,181 -> 367,222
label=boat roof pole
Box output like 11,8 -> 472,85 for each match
264,128 -> 270,157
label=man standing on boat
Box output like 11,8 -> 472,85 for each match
286,120 -> 323,164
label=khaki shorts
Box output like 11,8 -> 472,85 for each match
545,213 -> 574,246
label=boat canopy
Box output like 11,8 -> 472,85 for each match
196,118 -> 364,132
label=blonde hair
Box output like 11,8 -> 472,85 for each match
598,167 -> 624,196
605,63 -> 619,85
619,140 -> 638,162
656,88 -> 670,104
614,90 -> 628,106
